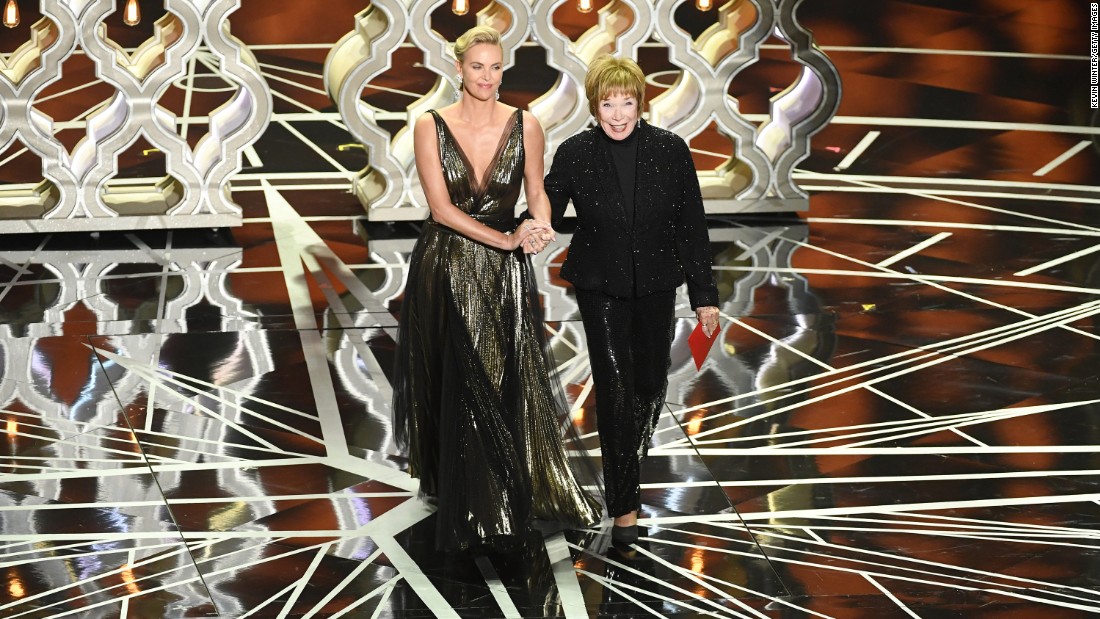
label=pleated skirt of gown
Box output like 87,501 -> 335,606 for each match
392,220 -> 602,552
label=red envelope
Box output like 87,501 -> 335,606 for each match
688,321 -> 720,370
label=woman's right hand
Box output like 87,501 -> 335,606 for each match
503,228 -> 544,252
510,220 -> 553,253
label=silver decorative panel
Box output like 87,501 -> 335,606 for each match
0,0 -> 270,233
326,0 -> 841,220
0,239 -> 255,422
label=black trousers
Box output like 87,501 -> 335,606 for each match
575,289 -> 676,518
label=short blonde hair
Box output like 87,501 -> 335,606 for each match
453,25 -> 503,63
584,55 -> 646,117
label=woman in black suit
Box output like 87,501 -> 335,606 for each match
543,55 -> 720,544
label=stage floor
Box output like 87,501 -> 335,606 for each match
1,1 -> 1099,617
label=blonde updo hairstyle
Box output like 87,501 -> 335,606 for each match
453,25 -> 503,64
584,54 -> 646,118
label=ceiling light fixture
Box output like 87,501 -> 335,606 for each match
3,0 -> 19,29
123,0 -> 140,26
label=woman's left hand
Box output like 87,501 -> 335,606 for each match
696,306 -> 720,338
517,218 -> 555,254
522,235 -> 548,254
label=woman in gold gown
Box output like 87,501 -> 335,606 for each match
391,26 -> 601,552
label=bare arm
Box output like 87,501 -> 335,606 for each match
519,111 -> 556,252
414,113 -> 531,251
521,111 -> 552,225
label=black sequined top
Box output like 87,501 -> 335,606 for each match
599,123 -> 638,225
544,120 -> 719,309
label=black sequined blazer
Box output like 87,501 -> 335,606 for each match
544,120 -> 719,309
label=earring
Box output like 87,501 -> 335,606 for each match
454,74 -> 462,102
496,77 -> 501,101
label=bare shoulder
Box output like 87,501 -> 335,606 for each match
520,109 -> 544,135
413,112 -> 442,150
415,110 -> 439,130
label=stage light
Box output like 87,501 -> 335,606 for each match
123,0 -> 140,26
3,0 -> 19,29
451,0 -> 468,16
577,0 -> 593,13
696,0 -> 713,10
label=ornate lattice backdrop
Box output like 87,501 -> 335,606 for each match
0,0 -> 269,233
0,0 -> 838,230
326,0 -> 841,220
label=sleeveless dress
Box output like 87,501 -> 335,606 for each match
392,109 -> 601,552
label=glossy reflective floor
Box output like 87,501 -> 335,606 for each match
2,1 -> 1100,618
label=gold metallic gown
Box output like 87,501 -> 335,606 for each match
392,109 -> 601,552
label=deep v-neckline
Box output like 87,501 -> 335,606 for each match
435,109 -> 520,196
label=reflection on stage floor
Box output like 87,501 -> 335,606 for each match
2,199 -> 1099,617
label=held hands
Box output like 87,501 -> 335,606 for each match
696,306 -> 720,338
513,218 -> 556,255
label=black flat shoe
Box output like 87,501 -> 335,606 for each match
611,524 -> 638,545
